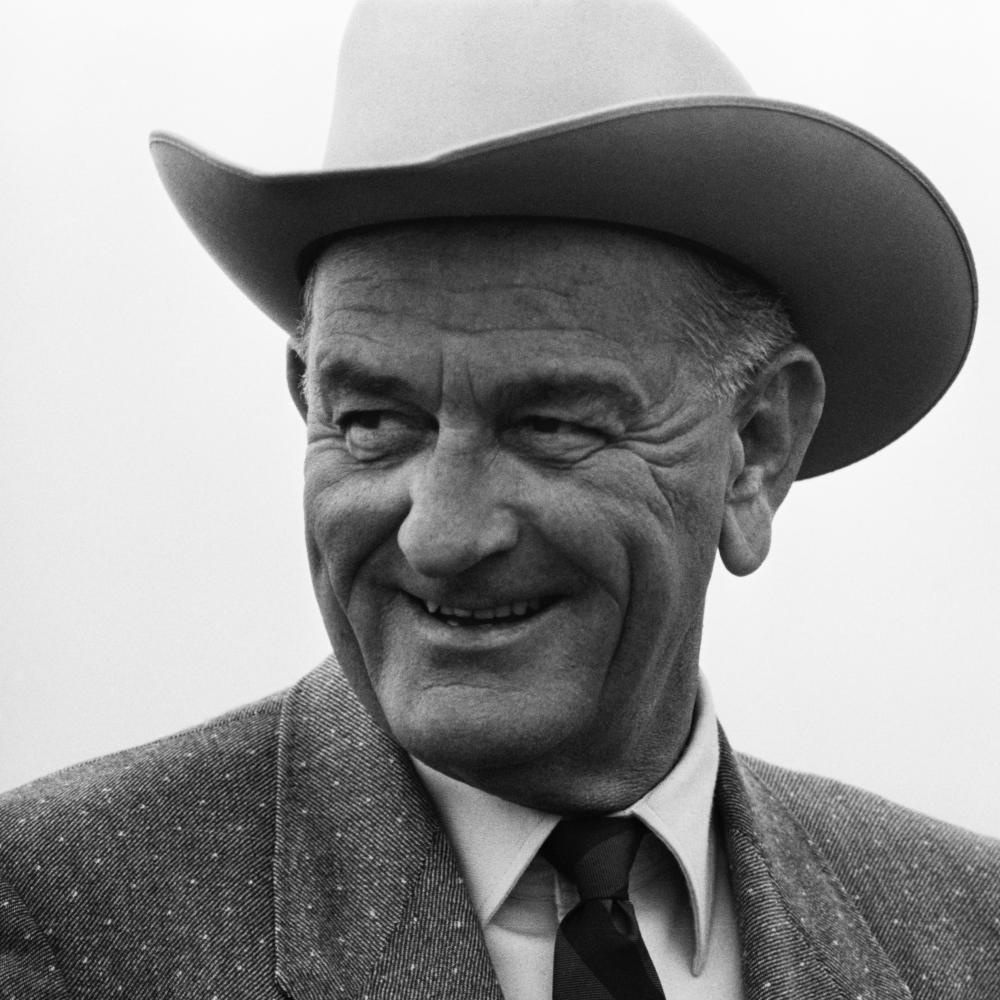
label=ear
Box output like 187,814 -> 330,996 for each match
719,345 -> 825,576
286,343 -> 309,421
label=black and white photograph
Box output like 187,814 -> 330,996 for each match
2,2 -> 998,996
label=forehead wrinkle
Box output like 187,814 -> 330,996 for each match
319,303 -> 608,340
308,222 -> 707,404
310,300 -> 688,419
309,328 -> 400,368
315,279 -> 604,338
324,273 -> 590,298
313,235 -> 648,338
312,266 -> 649,352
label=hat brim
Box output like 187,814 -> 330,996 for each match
150,95 -> 976,479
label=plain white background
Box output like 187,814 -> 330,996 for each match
2,1 -> 998,836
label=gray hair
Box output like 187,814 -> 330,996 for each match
293,222 -> 796,405
664,244 -> 798,402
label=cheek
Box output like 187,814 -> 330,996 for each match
517,468 -> 635,597
575,454 -> 726,618
304,449 -> 406,594
303,461 -> 408,688
304,454 -> 409,725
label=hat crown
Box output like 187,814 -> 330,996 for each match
325,0 -> 752,168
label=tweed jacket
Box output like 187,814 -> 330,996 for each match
1,657 -> 998,999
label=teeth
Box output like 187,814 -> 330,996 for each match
421,597 -> 547,620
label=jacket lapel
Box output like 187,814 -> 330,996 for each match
717,733 -> 911,1000
272,657 -> 503,1000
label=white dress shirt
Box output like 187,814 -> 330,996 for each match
414,679 -> 745,1000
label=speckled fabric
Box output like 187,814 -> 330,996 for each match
724,745 -> 1000,999
1,657 -> 998,999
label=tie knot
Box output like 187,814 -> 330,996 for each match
541,817 -> 644,901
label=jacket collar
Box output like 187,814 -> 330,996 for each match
272,656 -> 504,1000
272,658 -> 908,1000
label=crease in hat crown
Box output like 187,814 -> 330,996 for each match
324,0 -> 753,168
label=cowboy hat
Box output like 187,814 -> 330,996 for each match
149,0 -> 975,479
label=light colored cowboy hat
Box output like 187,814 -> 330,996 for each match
150,0 -> 975,479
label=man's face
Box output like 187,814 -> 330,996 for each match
302,221 -> 741,810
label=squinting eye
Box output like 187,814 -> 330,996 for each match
521,416 -> 569,434
508,414 -> 607,461
340,411 -> 383,431
515,415 -> 599,437
336,410 -> 423,460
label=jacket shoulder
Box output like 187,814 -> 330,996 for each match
739,753 -> 1000,996
739,752 -> 1000,861
0,689 -> 284,834
0,689 -> 286,997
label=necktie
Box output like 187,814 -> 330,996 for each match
542,817 -> 666,1000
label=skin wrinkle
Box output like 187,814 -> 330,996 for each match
322,360 -> 647,435
310,343 -> 657,441
305,321 -> 629,416
334,278 -> 590,298
317,249 -> 602,325
315,302 -> 603,336
299,219 -> 822,813
297,220 -> 797,405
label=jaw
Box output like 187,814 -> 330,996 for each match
354,585 -> 619,768
387,585 -> 705,810
311,526 -> 710,812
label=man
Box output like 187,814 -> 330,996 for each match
2,2 -> 997,998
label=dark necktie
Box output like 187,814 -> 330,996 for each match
541,817 -> 666,1000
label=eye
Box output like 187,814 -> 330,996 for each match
335,409 -> 425,461
519,416 -> 571,435
506,414 -> 608,461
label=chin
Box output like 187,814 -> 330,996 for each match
381,683 -> 581,786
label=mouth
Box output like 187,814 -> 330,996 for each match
409,594 -> 554,627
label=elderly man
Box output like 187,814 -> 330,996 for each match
1,1 -> 998,998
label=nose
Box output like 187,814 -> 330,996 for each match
397,434 -> 519,577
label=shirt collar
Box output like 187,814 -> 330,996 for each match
413,675 -> 721,974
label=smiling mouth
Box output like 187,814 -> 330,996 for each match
415,596 -> 552,627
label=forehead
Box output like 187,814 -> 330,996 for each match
305,220 -> 701,393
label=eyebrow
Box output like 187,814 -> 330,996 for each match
492,374 -> 647,423
310,357 -> 648,423
312,357 -> 415,403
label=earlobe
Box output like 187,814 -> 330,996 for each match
720,496 -> 772,576
718,345 -> 825,576
720,444 -> 772,575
